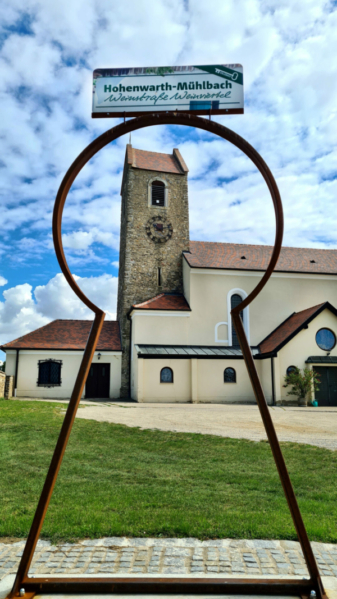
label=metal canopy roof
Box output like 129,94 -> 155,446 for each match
306,356 -> 337,364
135,344 -> 260,359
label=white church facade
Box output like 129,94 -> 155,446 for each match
2,146 -> 337,405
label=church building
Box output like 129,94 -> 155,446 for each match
2,145 -> 337,405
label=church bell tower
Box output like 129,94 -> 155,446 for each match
117,144 -> 189,397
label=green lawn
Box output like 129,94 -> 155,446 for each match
0,399 -> 336,543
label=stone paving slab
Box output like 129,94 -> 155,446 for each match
1,538 -> 337,580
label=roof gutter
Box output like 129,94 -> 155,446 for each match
1,347 -> 122,352
255,351 -> 278,360
183,262 -> 337,276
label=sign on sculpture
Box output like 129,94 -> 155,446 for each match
92,64 -> 244,118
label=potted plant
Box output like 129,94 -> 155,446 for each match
284,367 -> 320,407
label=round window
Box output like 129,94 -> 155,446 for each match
286,366 -> 297,377
315,328 -> 336,351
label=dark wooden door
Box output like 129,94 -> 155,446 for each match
86,363 -> 110,399
314,367 -> 337,406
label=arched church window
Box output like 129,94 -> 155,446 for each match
160,367 -> 173,383
152,181 -> 165,206
224,367 -> 236,383
231,294 -> 244,347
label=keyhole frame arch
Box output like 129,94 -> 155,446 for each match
9,113 -> 325,599
52,113 -> 282,312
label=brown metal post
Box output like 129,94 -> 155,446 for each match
232,313 -> 325,598
9,312 -> 105,598
8,113 -> 325,598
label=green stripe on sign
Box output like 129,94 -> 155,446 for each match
195,64 -> 243,85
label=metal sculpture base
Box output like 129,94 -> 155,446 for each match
7,577 -> 320,597
7,113 -> 326,599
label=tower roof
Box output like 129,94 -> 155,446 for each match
132,293 -> 190,311
126,144 -> 188,175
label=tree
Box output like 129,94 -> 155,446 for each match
0,361 -> 5,372
284,367 -> 320,406
146,67 -> 174,77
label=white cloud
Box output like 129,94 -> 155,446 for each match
182,0 -> 281,89
1,35 -> 61,90
34,273 -> 117,320
0,273 -> 118,348
0,0 -> 337,345
62,228 -> 119,251
0,277 -> 8,286
62,230 -> 96,251
0,283 -> 49,346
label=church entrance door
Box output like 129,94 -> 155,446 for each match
313,367 -> 337,406
86,363 -> 110,399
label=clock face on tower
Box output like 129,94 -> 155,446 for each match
146,215 -> 173,243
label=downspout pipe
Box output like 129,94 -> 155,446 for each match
126,311 -> 132,400
271,355 -> 276,406
129,315 -> 132,399
15,349 -> 20,396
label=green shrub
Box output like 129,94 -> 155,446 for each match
284,367 -> 320,405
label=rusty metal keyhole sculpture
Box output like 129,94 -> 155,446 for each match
8,114 -> 326,599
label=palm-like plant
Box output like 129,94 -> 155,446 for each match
284,367 -> 320,406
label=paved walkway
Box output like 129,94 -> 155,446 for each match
1,537 -> 337,580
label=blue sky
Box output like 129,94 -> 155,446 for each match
1,0 -> 337,359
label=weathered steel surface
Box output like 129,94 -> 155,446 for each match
8,314 -> 105,599
21,575 -> 315,596
92,107 -> 244,119
8,112 -> 325,599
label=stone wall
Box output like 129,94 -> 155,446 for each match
5,375 -> 14,399
117,153 -> 189,397
0,371 -> 5,398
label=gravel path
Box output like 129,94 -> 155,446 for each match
2,537 -> 337,580
12,400 -> 337,451
74,403 -> 337,451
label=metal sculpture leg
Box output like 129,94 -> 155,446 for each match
232,313 -> 325,598
9,313 -> 105,598
8,113 -> 325,598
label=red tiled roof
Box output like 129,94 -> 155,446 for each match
132,293 -> 190,311
126,144 -> 187,175
1,320 -> 122,351
258,302 -> 336,355
185,241 -> 337,275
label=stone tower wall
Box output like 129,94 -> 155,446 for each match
117,155 -> 189,397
